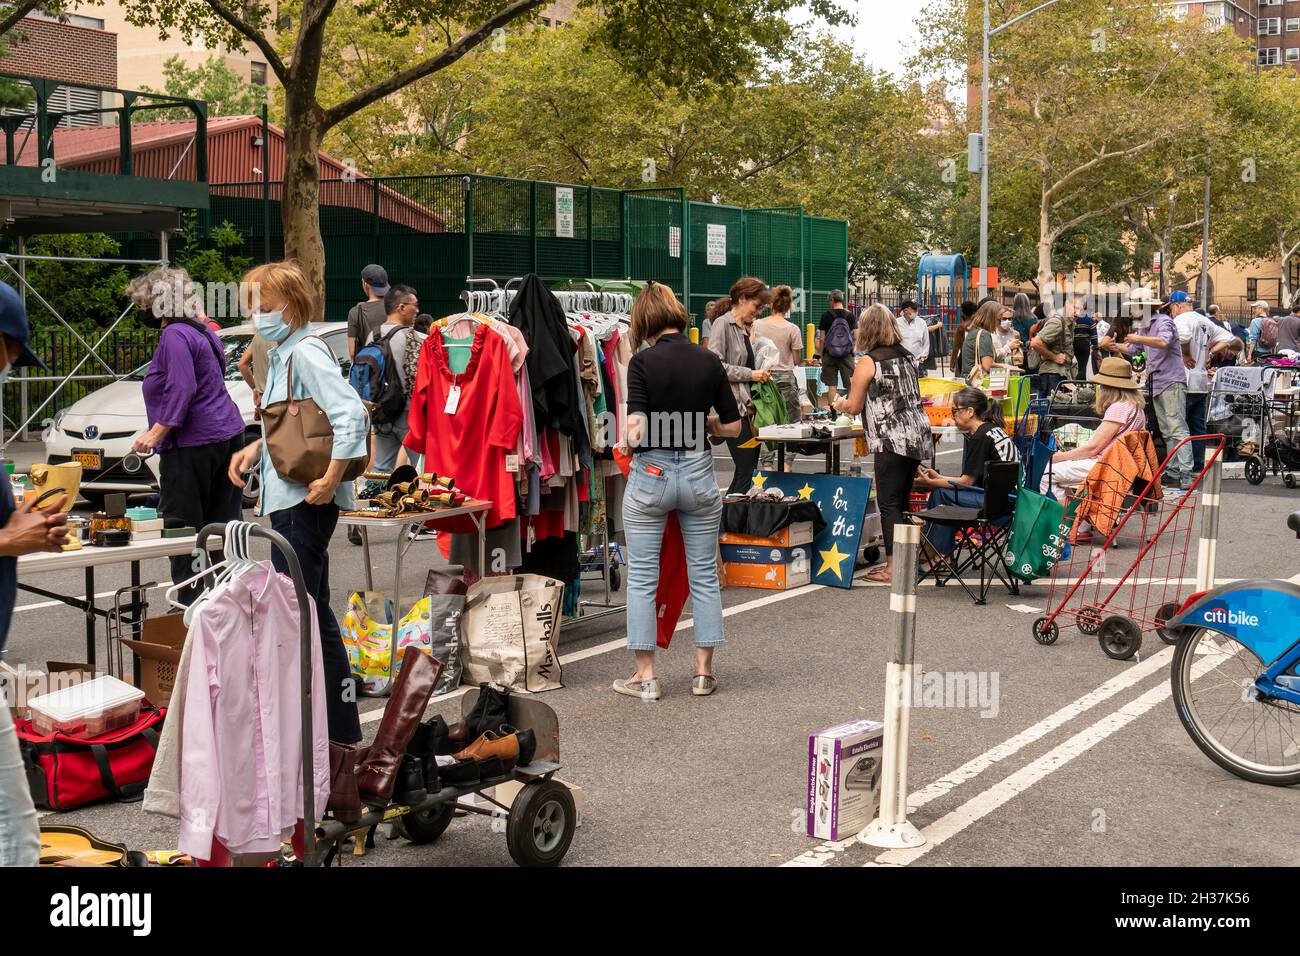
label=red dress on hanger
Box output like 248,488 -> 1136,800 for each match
405,325 -> 523,532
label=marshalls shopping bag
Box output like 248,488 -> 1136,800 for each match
1005,490 -> 1079,583
462,574 -> 564,693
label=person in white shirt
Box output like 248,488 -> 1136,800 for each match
895,299 -> 929,365
1175,308 -> 1235,472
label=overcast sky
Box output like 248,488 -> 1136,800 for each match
794,0 -> 932,76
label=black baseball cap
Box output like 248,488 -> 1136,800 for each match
360,264 -> 390,296
0,280 -> 46,370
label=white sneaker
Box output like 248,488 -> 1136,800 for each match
612,677 -> 662,700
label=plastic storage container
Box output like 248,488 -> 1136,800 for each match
28,675 -> 145,738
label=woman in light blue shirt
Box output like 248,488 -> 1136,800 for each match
228,261 -> 368,744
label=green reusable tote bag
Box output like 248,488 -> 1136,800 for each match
1005,488 -> 1079,583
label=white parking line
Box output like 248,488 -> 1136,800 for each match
14,584 -> 167,613
867,650 -> 1220,866
781,647 -> 1177,867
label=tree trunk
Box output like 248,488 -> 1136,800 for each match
1034,171 -> 1055,303
1281,233 -> 1294,311
281,84 -> 328,319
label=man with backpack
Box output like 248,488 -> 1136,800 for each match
1246,300 -> 1278,363
351,284 -> 425,478
1277,302 -> 1300,356
816,289 -> 857,405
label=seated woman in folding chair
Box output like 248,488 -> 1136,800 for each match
912,387 -> 1019,561
1039,357 -> 1146,503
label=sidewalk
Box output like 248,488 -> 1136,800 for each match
0,439 -> 47,473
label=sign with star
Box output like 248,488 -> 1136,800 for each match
751,471 -> 873,589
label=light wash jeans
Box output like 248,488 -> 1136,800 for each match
372,409 -> 410,474
623,449 -> 725,652
1152,383 -> 1193,484
0,704 -> 39,866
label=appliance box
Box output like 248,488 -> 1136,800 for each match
719,544 -> 810,566
718,522 -> 815,548
722,561 -> 810,591
807,719 -> 885,841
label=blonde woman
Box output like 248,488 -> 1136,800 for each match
833,305 -> 931,583
227,261 -> 369,744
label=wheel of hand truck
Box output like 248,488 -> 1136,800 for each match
1154,601 -> 1183,645
395,801 -> 455,845
1077,605 -> 1104,636
507,780 -> 575,867
1244,455 -> 1265,486
1098,615 -> 1142,661
608,564 -> 621,592
1032,616 -> 1059,646
1284,473 -> 1297,490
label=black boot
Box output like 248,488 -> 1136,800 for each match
393,753 -> 428,806
409,716 -> 447,793
446,683 -> 511,751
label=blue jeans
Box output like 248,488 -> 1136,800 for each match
623,449 -> 725,652
372,409 -> 410,474
924,485 -> 987,556
0,705 -> 39,866
1153,383 -> 1193,484
1185,391 -> 1208,471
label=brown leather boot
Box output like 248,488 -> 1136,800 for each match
327,743 -> 368,823
357,651 -> 442,808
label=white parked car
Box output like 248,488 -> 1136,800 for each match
42,322 -> 351,507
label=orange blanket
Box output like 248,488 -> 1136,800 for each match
1073,430 -> 1163,538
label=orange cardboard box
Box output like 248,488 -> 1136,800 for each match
718,521 -> 814,548
723,561 -> 811,590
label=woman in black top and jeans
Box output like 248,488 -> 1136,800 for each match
834,305 -> 932,584
615,284 -> 741,701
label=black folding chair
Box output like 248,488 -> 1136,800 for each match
916,460 -> 1021,605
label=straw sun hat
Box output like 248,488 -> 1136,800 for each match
1092,356 -> 1140,390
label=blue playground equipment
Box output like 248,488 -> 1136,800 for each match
917,254 -> 969,365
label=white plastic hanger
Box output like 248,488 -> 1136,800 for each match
165,521 -> 259,625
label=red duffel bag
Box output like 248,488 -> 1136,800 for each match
16,705 -> 165,811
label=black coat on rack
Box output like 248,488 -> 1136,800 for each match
509,274 -> 590,457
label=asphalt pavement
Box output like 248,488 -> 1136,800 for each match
5,444 -> 1299,867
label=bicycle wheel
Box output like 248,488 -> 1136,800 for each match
1171,628 -> 1300,786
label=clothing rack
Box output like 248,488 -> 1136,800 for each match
192,521 -> 324,867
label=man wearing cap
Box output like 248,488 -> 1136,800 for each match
0,280 -> 71,866
895,299 -> 930,365
1277,302 -> 1300,356
1123,291 -> 1193,488
1246,300 -> 1275,363
346,263 -> 390,361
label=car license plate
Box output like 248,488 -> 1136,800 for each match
71,450 -> 101,470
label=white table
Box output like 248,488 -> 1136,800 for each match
16,534 -> 215,668
338,500 -> 491,621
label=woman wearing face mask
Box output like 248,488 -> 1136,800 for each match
126,267 -> 246,604
707,277 -> 774,495
992,305 -> 1024,367
226,261 -> 368,745
913,387 -> 1019,560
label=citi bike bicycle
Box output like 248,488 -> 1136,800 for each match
1167,509 -> 1300,785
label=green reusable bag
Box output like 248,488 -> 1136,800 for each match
751,379 -> 789,449
1005,488 -> 1079,583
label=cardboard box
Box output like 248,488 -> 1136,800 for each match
2,661 -> 95,720
807,719 -> 885,841
131,530 -> 162,541
130,518 -> 164,532
119,613 -> 187,707
723,560 -> 810,590
718,522 -> 814,548
720,544 -> 809,566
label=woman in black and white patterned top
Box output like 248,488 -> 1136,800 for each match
834,304 -> 932,583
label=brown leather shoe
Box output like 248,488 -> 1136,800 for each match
452,730 -> 520,769
327,742 -> 368,823
357,650 -> 442,807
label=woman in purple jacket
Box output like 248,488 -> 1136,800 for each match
126,267 -> 246,602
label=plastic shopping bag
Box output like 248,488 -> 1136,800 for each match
462,574 -> 564,693
341,590 -> 437,696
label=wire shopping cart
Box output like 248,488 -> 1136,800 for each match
1031,435 -> 1225,660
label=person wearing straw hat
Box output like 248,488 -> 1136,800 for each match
1040,356 -> 1147,502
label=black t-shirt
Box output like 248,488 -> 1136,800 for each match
961,421 -> 1018,482
627,332 -> 741,452
347,299 -> 387,348
818,307 -> 855,335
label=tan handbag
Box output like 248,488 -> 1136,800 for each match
261,354 -> 368,486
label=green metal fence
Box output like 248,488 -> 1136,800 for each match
208,174 -> 849,331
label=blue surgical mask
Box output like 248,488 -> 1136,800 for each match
254,309 -> 291,342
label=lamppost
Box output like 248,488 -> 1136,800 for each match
978,0 -> 1070,300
